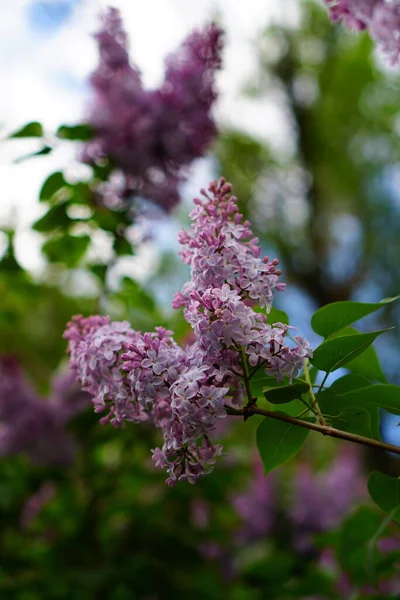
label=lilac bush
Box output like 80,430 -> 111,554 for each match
0,357 -> 90,466
82,7 -> 223,211
323,0 -> 400,65
65,179 -> 312,485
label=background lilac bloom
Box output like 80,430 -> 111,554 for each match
0,356 -> 90,466
323,0 -> 400,65
82,7 -> 224,212
234,446 -> 366,552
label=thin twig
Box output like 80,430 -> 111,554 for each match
225,405 -> 400,457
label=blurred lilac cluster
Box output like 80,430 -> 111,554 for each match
0,357 -> 90,466
234,448 -> 400,596
65,179 -> 312,485
323,1 -> 400,65
82,7 -> 223,211
234,446 -> 366,550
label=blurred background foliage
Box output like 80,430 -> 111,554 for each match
0,0 -> 399,598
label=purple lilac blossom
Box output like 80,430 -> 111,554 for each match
289,445 -> 366,552
65,179 -> 312,485
323,1 -> 400,65
82,7 -> 223,212
0,357 -> 90,466
235,446 -> 365,552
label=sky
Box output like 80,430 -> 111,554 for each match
0,0 -> 301,273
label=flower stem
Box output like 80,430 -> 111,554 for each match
239,346 -> 256,420
304,359 -> 327,426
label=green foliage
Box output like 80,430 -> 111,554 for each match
42,234 -> 91,267
267,307 -> 289,325
336,507 -> 383,584
264,382 -> 309,404
39,172 -> 68,201
14,145 -> 52,163
9,121 -> 44,138
311,297 -> 399,338
56,124 -> 93,141
310,329 -> 390,373
33,202 -> 72,233
256,415 -> 310,474
368,472 -> 400,524
338,384 -> 400,415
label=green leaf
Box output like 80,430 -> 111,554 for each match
56,124 -> 93,141
338,384 -> 400,414
42,234 -> 90,267
368,472 -> 400,524
310,329 -> 391,373
264,382 -> 310,405
328,326 -> 386,382
33,202 -> 71,232
267,307 -> 289,325
330,373 -> 372,393
311,297 -> 399,338
336,507 -> 383,584
90,264 -> 108,283
113,236 -> 133,256
318,389 -> 375,438
321,375 -> 379,438
9,121 -> 43,138
39,172 -> 68,202
14,145 -> 52,163
256,415 -> 309,474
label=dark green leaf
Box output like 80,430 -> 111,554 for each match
42,234 -> 90,267
311,297 -> 399,338
39,172 -> 68,202
113,236 -> 133,256
9,121 -> 43,138
328,326 -> 386,382
33,202 -> 71,232
338,384 -> 400,414
267,307 -> 289,325
256,414 -> 309,474
336,507 -> 382,583
318,389 -> 375,438
326,375 -> 380,438
56,124 -> 93,141
264,382 -> 310,404
310,329 -> 391,373
330,373 -> 372,393
90,264 -> 108,283
14,145 -> 52,163
368,472 -> 400,524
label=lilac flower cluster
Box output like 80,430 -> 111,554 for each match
323,1 -> 400,66
65,179 -> 312,485
82,7 -> 223,211
234,446 -> 366,551
0,357 -> 90,466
